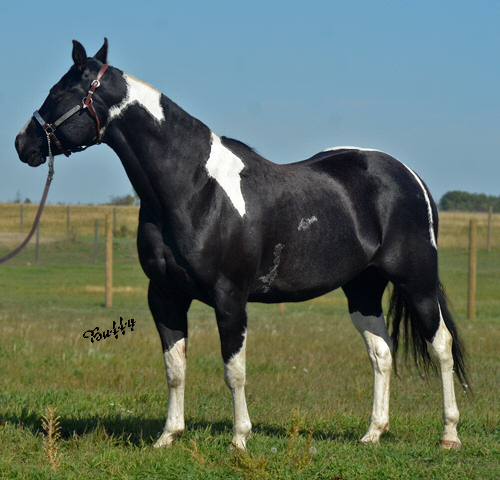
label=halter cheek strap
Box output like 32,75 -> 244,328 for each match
33,63 -> 109,157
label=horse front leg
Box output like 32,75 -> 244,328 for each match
147,281 -> 191,448
214,290 -> 252,451
350,312 -> 393,444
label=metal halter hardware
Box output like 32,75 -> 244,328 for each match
33,63 -> 109,157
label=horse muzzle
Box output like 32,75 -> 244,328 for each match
15,120 -> 47,167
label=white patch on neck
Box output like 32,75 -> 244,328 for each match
206,133 -> 246,217
107,73 -> 165,124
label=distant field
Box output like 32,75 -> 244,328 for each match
0,203 -> 498,249
0,205 -> 499,479
0,203 -> 140,239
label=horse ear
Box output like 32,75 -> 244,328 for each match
94,38 -> 109,64
72,40 -> 88,72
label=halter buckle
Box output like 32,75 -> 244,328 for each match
44,123 -> 56,135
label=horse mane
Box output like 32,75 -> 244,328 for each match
221,136 -> 259,156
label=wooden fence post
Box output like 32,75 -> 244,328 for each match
105,214 -> 113,308
94,220 -> 99,263
487,205 -> 492,253
467,219 -> 477,320
67,206 -> 70,237
35,221 -> 40,265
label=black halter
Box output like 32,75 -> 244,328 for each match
33,63 -> 109,157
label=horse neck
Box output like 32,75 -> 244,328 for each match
102,71 -> 212,215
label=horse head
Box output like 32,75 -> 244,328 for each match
15,39 -> 111,166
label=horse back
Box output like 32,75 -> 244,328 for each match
246,147 -> 437,301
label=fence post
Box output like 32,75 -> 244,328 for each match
20,204 -> 24,234
67,206 -> 70,237
35,221 -> 40,265
487,205 -> 493,253
94,220 -> 99,263
467,219 -> 477,320
113,207 -> 117,238
105,214 -> 113,308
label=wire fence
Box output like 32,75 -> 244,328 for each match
0,203 -> 498,267
1,203 -> 139,238
0,203 -> 140,266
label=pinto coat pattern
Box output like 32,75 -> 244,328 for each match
15,39 -> 468,451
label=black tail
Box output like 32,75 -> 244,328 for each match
388,280 -> 469,390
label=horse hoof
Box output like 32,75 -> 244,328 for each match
441,440 -> 461,450
228,440 -> 247,453
153,431 -> 182,449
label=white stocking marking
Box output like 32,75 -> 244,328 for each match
154,338 -> 187,448
350,312 -> 393,444
224,332 -> 251,450
429,308 -> 461,448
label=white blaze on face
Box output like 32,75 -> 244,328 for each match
108,73 -> 165,124
205,132 -> 246,217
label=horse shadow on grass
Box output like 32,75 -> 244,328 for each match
1,407 -> 367,447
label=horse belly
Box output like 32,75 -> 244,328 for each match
248,231 -> 369,303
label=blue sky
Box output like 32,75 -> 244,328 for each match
1,1 -> 499,205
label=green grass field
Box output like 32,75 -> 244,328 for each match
0,207 -> 499,479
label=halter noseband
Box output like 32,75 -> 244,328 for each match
33,63 -> 109,157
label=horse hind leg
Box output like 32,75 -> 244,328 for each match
390,281 -> 464,450
429,301 -> 462,450
342,268 -> 392,444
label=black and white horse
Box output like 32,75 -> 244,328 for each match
15,39 -> 467,451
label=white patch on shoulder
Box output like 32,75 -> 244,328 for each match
206,132 -> 246,217
107,73 -> 165,124
298,216 -> 318,231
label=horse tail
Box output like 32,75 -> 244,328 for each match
388,280 -> 469,389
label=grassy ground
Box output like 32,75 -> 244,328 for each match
0,207 -> 499,479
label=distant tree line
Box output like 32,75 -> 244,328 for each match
439,191 -> 499,212
108,192 -> 139,206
